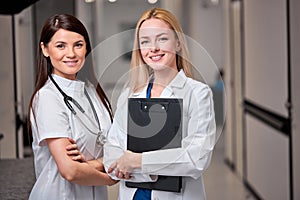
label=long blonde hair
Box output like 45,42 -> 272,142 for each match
127,7 -> 193,93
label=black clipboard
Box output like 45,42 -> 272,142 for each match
126,98 -> 183,193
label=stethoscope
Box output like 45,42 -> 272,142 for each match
49,74 -> 106,146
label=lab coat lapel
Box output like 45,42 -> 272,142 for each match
131,70 -> 188,98
162,70 -> 187,98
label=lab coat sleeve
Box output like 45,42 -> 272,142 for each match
103,89 -> 156,182
141,84 -> 217,179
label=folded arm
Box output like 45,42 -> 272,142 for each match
66,138 -> 105,172
47,137 -> 117,186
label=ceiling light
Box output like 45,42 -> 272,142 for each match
211,0 -> 219,5
148,0 -> 158,4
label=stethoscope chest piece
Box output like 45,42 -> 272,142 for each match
96,130 -> 106,146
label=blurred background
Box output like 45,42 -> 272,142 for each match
0,0 -> 299,200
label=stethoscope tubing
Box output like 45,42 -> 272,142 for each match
49,74 -> 106,145
49,74 -> 84,115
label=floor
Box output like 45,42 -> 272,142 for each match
203,130 -> 256,200
0,157 -> 35,200
0,129 -> 257,200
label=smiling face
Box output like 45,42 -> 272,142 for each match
41,29 -> 87,80
138,18 -> 181,72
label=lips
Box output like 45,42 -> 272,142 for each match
149,54 -> 164,61
63,60 -> 78,67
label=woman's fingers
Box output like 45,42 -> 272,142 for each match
108,162 -> 117,174
71,154 -> 85,161
64,139 -> 86,162
65,143 -> 78,150
71,153 -> 86,162
66,149 -> 80,155
108,162 -> 132,179
116,171 -> 131,179
123,172 -> 131,179
68,137 -> 76,144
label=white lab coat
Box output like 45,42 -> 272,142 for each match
103,70 -> 217,200
29,74 -> 111,200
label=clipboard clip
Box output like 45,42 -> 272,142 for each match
141,101 -> 169,112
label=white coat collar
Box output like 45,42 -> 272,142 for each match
131,70 -> 187,97
167,70 -> 187,89
50,74 -> 86,96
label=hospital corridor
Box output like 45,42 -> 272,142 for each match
1,0 -> 299,199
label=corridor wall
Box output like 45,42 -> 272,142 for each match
0,15 -> 16,158
224,0 -> 300,199
243,0 -> 290,199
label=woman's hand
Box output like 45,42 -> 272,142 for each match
66,138 -> 86,162
108,150 -> 142,179
88,158 -> 105,172
66,138 -> 105,172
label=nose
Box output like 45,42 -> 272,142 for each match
150,41 -> 160,52
66,47 -> 76,58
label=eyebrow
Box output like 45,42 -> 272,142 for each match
139,32 -> 168,39
54,40 -> 84,44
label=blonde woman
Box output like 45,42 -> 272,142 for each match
101,7 -> 217,200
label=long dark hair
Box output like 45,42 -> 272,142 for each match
27,13 -> 113,135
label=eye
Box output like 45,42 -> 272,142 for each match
140,39 -> 150,46
56,43 -> 65,49
158,37 -> 168,42
75,42 -> 84,48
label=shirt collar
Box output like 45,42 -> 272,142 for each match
50,74 -> 85,95
168,70 -> 187,89
131,70 -> 187,97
